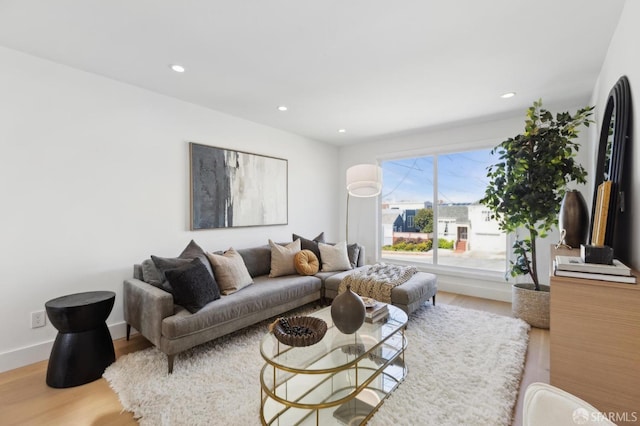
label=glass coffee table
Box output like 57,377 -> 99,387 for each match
260,304 -> 408,425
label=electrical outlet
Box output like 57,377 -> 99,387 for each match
31,311 -> 46,328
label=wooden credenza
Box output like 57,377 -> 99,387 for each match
550,247 -> 640,424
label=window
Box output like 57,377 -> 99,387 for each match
406,216 -> 414,229
381,148 -> 506,272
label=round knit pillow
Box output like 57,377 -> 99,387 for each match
294,249 -> 320,276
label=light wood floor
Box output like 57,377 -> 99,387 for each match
0,292 -> 549,425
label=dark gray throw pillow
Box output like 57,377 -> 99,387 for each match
150,240 -> 214,294
237,245 -> 272,278
293,232 -> 325,263
347,243 -> 361,268
164,258 -> 221,313
179,240 -> 215,278
180,239 -> 205,259
151,256 -> 190,294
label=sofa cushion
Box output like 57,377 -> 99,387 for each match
294,249 -> 320,276
319,241 -> 352,272
206,248 -> 253,295
162,275 -> 322,339
164,258 -> 221,313
292,232 -> 325,262
269,239 -> 301,277
237,245 -> 271,278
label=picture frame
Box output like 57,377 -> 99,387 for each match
189,142 -> 288,229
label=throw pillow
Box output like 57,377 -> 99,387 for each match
206,248 -> 253,295
269,239 -> 302,277
292,232 -> 325,262
347,243 -> 361,268
149,256 -> 190,294
149,240 -> 214,294
178,239 -> 215,278
141,258 -> 165,286
237,245 -> 272,278
294,249 -> 320,276
164,258 -> 221,313
318,241 -> 352,272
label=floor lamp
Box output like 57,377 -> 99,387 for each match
346,164 -> 382,243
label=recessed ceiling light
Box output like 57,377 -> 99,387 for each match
338,129 -> 347,133
277,105 -> 288,112
500,92 -> 516,99
170,64 -> 185,73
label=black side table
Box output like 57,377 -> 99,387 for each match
45,291 -> 116,388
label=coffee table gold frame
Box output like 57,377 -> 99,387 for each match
260,304 -> 408,425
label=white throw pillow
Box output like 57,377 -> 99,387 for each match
269,239 -> 301,277
318,241 -> 352,272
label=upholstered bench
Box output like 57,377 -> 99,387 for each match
322,266 -> 437,315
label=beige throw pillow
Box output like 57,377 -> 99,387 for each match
206,248 -> 253,295
269,239 -> 301,277
318,241 -> 352,272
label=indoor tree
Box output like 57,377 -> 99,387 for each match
480,100 -> 593,290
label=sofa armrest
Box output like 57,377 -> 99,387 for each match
123,278 -> 174,347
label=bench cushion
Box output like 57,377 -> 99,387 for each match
324,266 -> 437,314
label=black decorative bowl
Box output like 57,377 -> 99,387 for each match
270,316 -> 327,347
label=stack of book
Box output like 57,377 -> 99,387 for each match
554,255 -> 636,284
365,301 -> 389,323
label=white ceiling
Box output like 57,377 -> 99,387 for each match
0,0 -> 626,145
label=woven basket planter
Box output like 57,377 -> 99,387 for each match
512,283 -> 550,329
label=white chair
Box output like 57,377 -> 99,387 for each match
523,382 -> 616,425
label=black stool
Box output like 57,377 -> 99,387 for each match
45,291 -> 116,388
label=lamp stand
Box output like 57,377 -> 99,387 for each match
346,192 -> 351,244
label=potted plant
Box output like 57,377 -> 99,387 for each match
481,100 -> 593,328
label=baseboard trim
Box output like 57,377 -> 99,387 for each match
0,321 -> 129,374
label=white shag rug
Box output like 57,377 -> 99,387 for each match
104,304 -> 529,426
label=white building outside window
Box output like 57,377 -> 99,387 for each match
380,149 -> 506,273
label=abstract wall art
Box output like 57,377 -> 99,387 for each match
190,142 -> 288,229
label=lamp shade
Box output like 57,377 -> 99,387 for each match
346,164 -> 382,197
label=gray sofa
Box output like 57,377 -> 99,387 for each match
123,243 -> 366,373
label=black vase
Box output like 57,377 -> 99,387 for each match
559,190 -> 589,248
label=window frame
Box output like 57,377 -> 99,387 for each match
377,143 -> 508,279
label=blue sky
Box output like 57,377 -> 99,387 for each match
381,148 -> 497,204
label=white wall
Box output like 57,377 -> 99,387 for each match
339,108 -> 592,301
0,46 -> 339,372
589,0 -> 639,270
